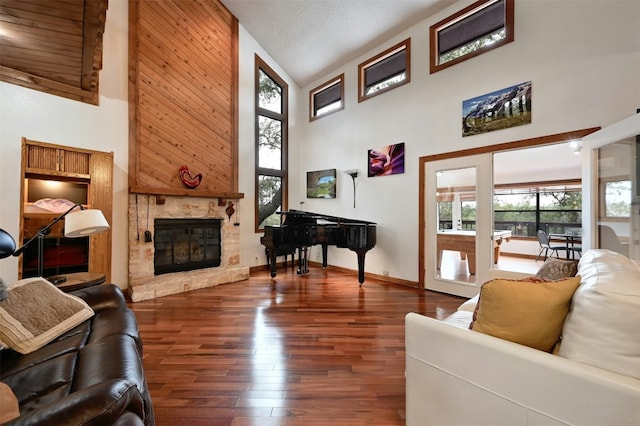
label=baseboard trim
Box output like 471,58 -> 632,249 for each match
250,262 -> 419,288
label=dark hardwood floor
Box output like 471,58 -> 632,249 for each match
128,266 -> 466,425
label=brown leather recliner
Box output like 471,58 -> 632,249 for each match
1,284 -> 154,426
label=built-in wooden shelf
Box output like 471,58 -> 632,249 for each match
25,168 -> 91,181
130,186 -> 244,205
20,138 -> 113,283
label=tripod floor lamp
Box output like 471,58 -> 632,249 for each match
11,204 -> 109,278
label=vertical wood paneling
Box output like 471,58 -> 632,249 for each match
89,151 -> 113,283
129,0 -> 239,194
26,145 -> 59,171
60,149 -> 90,174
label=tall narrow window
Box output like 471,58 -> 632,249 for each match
255,56 -> 288,230
358,38 -> 410,103
309,74 -> 344,121
430,0 -> 514,73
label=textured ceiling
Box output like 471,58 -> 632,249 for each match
221,0 -> 455,87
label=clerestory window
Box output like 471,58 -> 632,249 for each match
430,0 -> 514,74
309,74 -> 344,121
255,55 -> 288,231
358,38 -> 410,103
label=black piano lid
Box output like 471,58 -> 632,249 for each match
279,209 -> 376,225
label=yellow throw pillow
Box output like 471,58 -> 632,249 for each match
470,276 -> 581,352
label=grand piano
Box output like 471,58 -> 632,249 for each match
260,210 -> 376,285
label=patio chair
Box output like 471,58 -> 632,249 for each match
535,230 -> 566,261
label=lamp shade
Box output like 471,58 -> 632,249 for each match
0,229 -> 16,259
64,209 -> 110,238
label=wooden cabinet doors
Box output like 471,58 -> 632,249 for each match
19,138 -> 113,283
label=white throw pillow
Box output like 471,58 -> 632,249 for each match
558,249 -> 640,378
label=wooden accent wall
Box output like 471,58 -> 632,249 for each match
129,0 -> 240,198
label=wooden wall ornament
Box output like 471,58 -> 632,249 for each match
179,166 -> 203,189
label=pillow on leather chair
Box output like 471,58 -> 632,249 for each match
0,278 -> 94,354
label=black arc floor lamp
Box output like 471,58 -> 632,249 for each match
344,169 -> 359,208
10,204 -> 109,278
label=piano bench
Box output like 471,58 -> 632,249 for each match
265,247 -> 296,270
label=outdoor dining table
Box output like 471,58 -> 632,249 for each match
549,232 -> 582,260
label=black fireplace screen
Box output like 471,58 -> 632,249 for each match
154,218 -> 222,275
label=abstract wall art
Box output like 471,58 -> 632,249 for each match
368,142 -> 405,177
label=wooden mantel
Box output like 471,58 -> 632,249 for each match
130,185 -> 244,206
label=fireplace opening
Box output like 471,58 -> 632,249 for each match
154,218 -> 222,275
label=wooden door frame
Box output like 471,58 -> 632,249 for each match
418,127 -> 600,289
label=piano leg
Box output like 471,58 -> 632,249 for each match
321,243 -> 329,268
268,249 -> 277,278
356,250 -> 366,286
297,246 -> 309,275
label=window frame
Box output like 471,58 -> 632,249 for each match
255,55 -> 288,232
429,0 -> 514,74
309,74 -> 345,121
358,38 -> 411,103
493,185 -> 583,236
599,176 -> 632,221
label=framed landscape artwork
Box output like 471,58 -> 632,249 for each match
462,81 -> 532,137
307,168 -> 337,198
368,142 -> 405,177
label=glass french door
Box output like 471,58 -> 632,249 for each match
424,154 -> 493,298
583,114 -> 640,262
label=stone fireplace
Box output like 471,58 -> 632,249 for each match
128,195 -> 249,302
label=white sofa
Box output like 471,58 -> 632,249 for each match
405,250 -> 640,426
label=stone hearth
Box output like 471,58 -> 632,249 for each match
127,195 -> 249,302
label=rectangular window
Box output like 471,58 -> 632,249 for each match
358,38 -> 410,102
602,179 -> 632,218
309,74 -> 344,121
430,0 -> 514,73
493,184 -> 582,236
255,55 -> 288,230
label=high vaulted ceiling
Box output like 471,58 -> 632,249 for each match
0,0 -> 108,104
0,0 -> 455,100
221,0 -> 455,87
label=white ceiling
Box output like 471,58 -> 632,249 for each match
221,0 -> 455,87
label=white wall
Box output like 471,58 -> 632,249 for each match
2,0 -> 638,287
0,0 -> 130,285
291,0 -> 640,282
